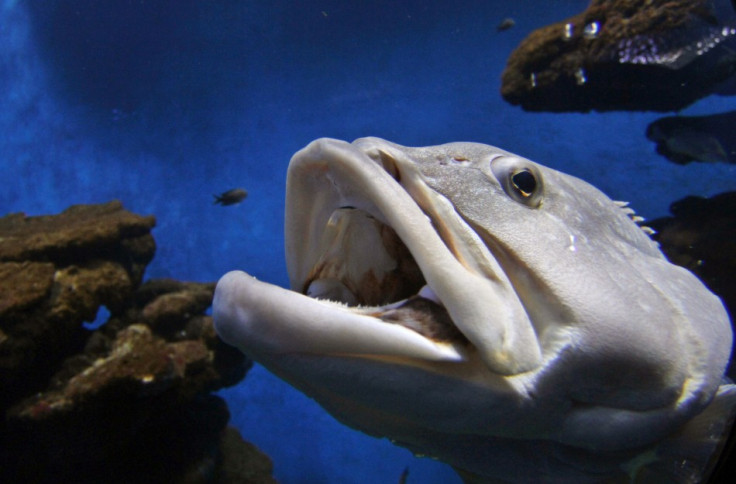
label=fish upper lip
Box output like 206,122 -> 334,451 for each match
285,138 -> 542,374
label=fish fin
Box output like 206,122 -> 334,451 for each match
213,194 -> 223,205
615,201 -> 658,237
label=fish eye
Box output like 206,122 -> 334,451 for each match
511,169 -> 536,197
490,156 -> 544,207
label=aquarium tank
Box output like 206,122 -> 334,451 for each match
2,1 -> 736,483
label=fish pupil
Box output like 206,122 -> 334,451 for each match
511,169 -> 536,196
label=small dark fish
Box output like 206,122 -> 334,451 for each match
647,116 -> 732,165
663,129 -> 729,164
214,188 -> 248,206
398,466 -> 409,484
497,17 -> 515,32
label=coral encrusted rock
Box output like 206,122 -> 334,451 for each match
0,201 -> 273,484
501,0 -> 736,112
0,201 -> 156,409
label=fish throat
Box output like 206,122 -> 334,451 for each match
303,206 -> 467,343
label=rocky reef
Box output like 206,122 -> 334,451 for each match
0,201 -> 275,483
650,192 -> 736,327
501,0 -> 736,112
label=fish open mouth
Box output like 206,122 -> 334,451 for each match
300,205 -> 468,344
278,137 -> 542,374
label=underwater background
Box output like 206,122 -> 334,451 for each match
1,1 -> 735,482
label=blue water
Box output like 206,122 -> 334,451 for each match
2,1 -> 735,483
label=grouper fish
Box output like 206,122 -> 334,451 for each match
213,137 -> 736,483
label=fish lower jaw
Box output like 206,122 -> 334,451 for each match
213,271 -> 464,363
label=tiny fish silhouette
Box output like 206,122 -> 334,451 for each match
214,188 -> 248,206
497,18 -> 515,32
398,467 -> 409,484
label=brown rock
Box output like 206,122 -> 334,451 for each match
501,0 -> 736,112
141,280 -> 217,336
0,261 -> 55,316
0,202 -> 156,410
217,426 -> 278,484
0,200 -> 155,279
0,202 -> 269,484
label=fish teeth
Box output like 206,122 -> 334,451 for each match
418,285 -> 442,305
306,278 -> 358,305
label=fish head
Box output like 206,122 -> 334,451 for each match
213,137 -> 733,480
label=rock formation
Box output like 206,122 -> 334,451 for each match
649,192 -> 736,327
501,0 -> 736,112
0,201 -> 275,483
